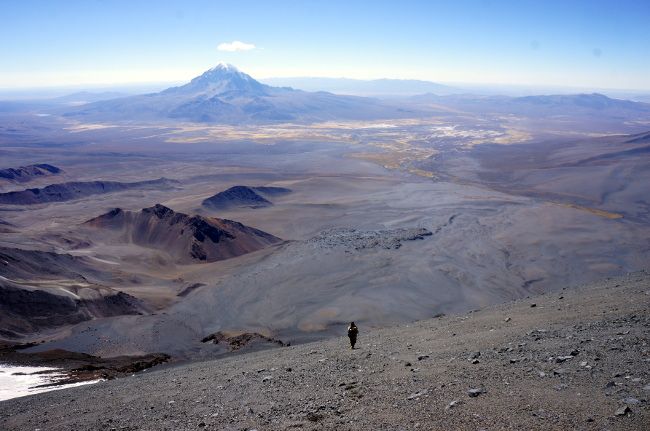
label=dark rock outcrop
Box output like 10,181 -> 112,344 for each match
201,331 -> 286,351
0,343 -> 170,384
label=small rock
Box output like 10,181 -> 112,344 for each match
262,376 -> 272,382
623,397 -> 640,405
504,317 -> 511,322
556,356 -> 573,363
407,389 -> 429,400
468,351 -> 481,360
445,400 -> 461,410
615,405 -> 630,416
468,387 -> 486,397
306,412 -> 323,422
417,355 -> 430,361
471,359 -> 480,364
530,304 -> 537,308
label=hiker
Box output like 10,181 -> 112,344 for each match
347,322 -> 359,349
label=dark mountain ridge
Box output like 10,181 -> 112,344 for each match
0,246 -> 145,338
202,185 -> 292,210
0,178 -> 177,205
0,164 -> 61,183
411,92 -> 650,117
84,204 -> 281,263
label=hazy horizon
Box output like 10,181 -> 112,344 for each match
2,66 -> 650,101
2,0 -> 649,90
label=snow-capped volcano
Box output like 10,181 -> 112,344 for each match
66,63 -> 413,124
164,63 -> 269,97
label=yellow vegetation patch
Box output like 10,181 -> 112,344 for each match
556,202 -> 623,219
407,168 -> 437,179
65,123 -> 119,132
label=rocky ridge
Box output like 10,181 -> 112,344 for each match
84,204 -> 282,263
0,164 -> 61,183
0,178 -> 177,205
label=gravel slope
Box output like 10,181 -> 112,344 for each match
1,271 -> 648,430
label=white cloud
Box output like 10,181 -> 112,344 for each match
217,41 -> 256,52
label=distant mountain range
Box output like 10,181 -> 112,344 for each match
411,92 -> 650,117
52,91 -> 129,105
66,63 -> 420,124
61,63 -> 650,124
261,77 -> 459,96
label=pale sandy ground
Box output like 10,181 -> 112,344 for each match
1,271 -> 647,430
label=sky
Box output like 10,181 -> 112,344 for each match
1,0 -> 649,91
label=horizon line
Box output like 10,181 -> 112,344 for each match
2,76 -> 650,96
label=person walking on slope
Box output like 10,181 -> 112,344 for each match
347,322 -> 359,349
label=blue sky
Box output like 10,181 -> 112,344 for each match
1,0 -> 649,90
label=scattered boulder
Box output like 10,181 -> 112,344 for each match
445,400 -> 462,410
615,405 -> 631,416
468,387 -> 486,397
407,389 -> 429,400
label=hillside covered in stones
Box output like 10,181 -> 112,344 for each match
0,271 -> 648,430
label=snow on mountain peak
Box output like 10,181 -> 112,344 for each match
209,62 -> 240,73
